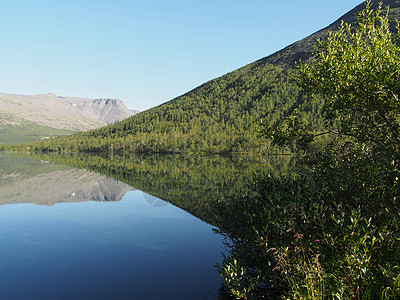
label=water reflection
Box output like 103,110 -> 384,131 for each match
0,191 -> 223,299
15,152 -> 292,228
143,193 -> 169,208
0,153 -> 228,299
0,152 -> 295,299
0,153 -> 133,205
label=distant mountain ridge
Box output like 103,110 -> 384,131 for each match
0,92 -> 138,144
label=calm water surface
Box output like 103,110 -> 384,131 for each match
0,154 -> 224,299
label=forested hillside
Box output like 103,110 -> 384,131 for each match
22,65 -> 324,153
10,0 -> 400,154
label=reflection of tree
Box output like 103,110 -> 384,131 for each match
21,152 -> 294,227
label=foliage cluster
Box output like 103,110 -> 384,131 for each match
218,138 -> 400,299
217,2 -> 400,299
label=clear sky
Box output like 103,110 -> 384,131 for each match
0,0 -> 363,111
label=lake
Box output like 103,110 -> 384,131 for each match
0,152 -> 288,299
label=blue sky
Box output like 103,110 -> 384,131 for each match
0,1 -> 363,111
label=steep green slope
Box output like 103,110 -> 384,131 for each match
11,0 -> 400,154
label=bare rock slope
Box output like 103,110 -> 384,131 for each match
61,96 -> 138,124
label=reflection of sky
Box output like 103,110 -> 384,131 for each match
143,192 -> 169,208
0,190 -> 223,300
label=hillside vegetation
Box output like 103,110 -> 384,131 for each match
21,65 -> 324,153
8,0 -> 400,154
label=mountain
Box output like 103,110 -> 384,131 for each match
0,93 -> 137,145
60,96 -> 139,124
10,0 -> 400,153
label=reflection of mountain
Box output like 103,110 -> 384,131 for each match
0,154 -> 134,205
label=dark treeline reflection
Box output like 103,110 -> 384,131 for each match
17,152 -> 294,227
